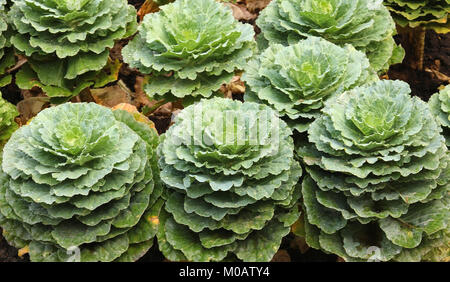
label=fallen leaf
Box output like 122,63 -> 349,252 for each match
244,0 -> 271,13
112,103 -> 157,132
224,3 -> 256,21
133,76 -> 153,108
271,249 -> 291,262
425,67 -> 450,83
220,75 -> 245,98
16,96 -> 49,125
90,85 -> 131,108
18,246 -> 29,257
137,0 -> 160,21
112,103 -> 140,113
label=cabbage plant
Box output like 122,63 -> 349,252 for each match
297,80 -> 449,261
122,0 -> 256,104
8,0 -> 138,102
157,97 -> 302,261
383,1 -> 449,71
256,0 -> 405,72
384,0 -> 450,33
242,36 -> 377,133
0,92 -> 18,149
0,103 -> 162,262
430,85 -> 450,146
0,0 -> 13,86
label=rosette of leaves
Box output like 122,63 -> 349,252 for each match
0,0 -> 14,87
297,80 -> 449,261
8,0 -> 138,103
0,92 -> 18,149
157,97 -> 302,262
430,85 -> 450,146
242,36 -> 378,133
382,1 -> 449,71
384,0 -> 450,32
122,0 -> 256,105
256,0 -> 405,73
0,102 -> 163,262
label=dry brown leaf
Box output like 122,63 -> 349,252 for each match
112,103 -> 140,113
137,0 -> 160,21
425,61 -> 450,83
229,76 -> 246,93
155,102 -> 174,115
133,76 -> 153,108
18,246 -> 29,257
245,0 -> 271,13
224,3 -> 256,21
221,75 -> 246,98
90,85 -> 132,108
270,249 -> 291,262
16,97 -> 49,125
112,103 -> 157,132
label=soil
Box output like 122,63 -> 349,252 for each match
0,228 -> 27,262
388,30 -> 450,101
0,0 -> 448,263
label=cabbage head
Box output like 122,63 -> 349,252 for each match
430,85 -> 450,146
0,0 -> 14,86
122,0 -> 256,104
297,80 -> 449,261
384,0 -> 450,33
242,36 -> 378,133
157,97 -> 302,261
257,0 -> 405,73
0,92 -> 18,149
9,0 -> 138,102
0,102 -> 163,262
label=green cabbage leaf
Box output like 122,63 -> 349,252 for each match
122,0 -> 256,104
243,36 -> 378,133
297,80 -> 449,262
0,0 -> 14,86
9,0 -> 138,102
0,102 -> 162,262
0,92 -> 18,149
430,85 -> 450,146
257,0 -> 405,72
157,97 -> 302,261
384,0 -> 450,33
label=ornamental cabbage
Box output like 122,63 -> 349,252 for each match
0,0 -> 14,86
242,36 -> 377,133
0,103 -> 163,262
256,0 -> 405,72
384,0 -> 450,33
430,85 -> 450,146
122,0 -> 256,104
157,98 -> 302,262
9,0 -> 138,102
0,92 -> 18,148
297,80 -> 449,261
